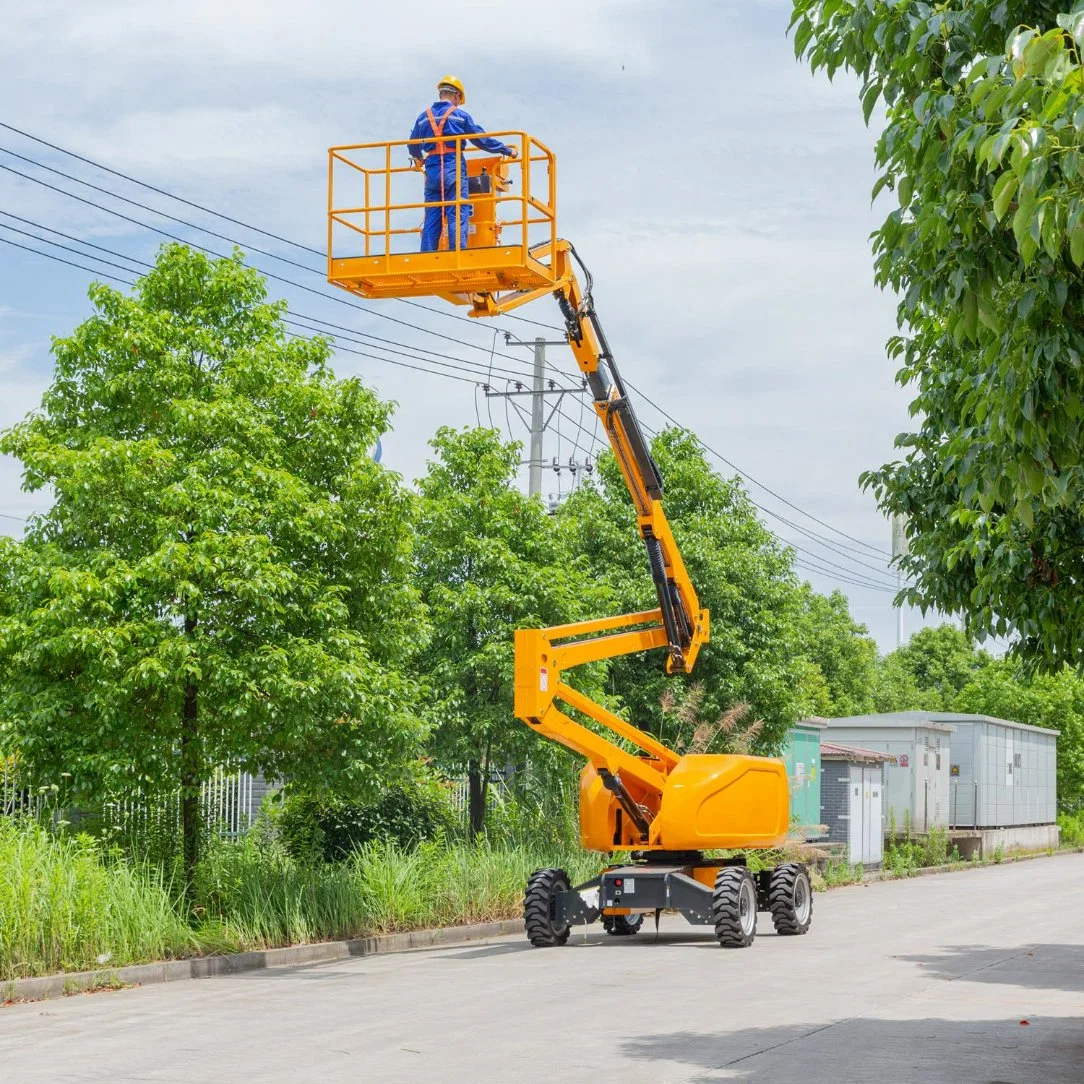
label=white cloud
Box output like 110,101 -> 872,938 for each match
0,0 -> 943,647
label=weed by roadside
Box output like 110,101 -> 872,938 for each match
0,815 -> 596,982
1058,810 -> 1084,847
882,825 -> 961,878
821,861 -> 865,888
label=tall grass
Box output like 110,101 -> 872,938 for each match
1,817 -> 598,981
0,818 -> 196,981
199,834 -> 597,943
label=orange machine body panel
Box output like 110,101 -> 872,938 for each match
652,755 -> 789,851
580,754 -> 788,853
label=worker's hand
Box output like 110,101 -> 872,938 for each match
504,147 -> 519,159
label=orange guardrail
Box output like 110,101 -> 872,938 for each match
327,132 -> 559,304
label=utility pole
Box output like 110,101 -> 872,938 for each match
891,513 -> 909,649
485,333 -> 591,501
529,337 -> 546,498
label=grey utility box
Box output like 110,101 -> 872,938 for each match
817,714 -> 954,835
927,713 -> 1058,828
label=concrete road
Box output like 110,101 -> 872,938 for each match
2,855 -> 1082,1083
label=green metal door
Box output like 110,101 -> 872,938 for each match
782,725 -> 823,838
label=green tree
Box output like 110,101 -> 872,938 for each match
867,624 -> 989,712
792,1 -> 1084,666
559,429 -> 810,752
954,660 -> 1084,809
795,587 -> 879,717
892,624 -> 991,703
0,245 -> 425,890
869,652 -> 941,714
413,427 -> 600,835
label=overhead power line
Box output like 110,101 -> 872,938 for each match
0,234 -> 490,387
0,119 -> 896,587
0,228 -> 898,593
626,377 -> 892,561
0,154 -> 568,380
0,119 -> 565,334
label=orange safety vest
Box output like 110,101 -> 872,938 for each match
423,106 -> 466,249
424,106 -> 460,159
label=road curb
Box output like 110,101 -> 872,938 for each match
1,917 -> 524,1005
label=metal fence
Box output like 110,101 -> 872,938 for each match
1,757 -> 268,838
1,757 -> 47,818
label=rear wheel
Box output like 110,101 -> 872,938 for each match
769,863 -> 813,936
602,913 -> 643,936
712,866 -> 757,948
524,868 -> 572,947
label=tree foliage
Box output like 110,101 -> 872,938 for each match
792,0 -> 1084,666
891,624 -> 992,700
0,245 -> 425,882
795,587 -> 879,717
413,427 -> 603,834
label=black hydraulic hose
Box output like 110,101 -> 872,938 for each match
645,531 -> 686,666
557,243 -> 663,500
598,769 -> 651,839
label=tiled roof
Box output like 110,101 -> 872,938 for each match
820,741 -> 897,764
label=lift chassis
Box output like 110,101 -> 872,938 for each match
326,130 -> 814,949
525,856 -> 812,949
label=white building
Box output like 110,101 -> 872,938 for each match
819,711 -> 1060,857
818,715 -> 954,836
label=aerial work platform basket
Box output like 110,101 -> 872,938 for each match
327,132 -> 558,313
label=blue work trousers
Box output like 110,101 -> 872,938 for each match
422,157 -> 471,252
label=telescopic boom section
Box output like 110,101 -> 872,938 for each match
506,240 -> 709,816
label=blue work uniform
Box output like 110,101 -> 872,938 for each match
408,102 -> 513,252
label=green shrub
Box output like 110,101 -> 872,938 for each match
821,861 -> 864,887
921,827 -> 950,868
279,777 -> 458,862
1,815 -> 596,978
483,773 -> 581,851
1058,811 -> 1084,847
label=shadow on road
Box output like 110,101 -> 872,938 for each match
439,942 -> 535,960
450,927 -> 792,956
897,944 -> 1084,993
618,1016 -> 1084,1083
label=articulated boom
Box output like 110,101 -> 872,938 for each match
456,240 -> 786,855
326,135 -> 789,862
503,241 -> 724,850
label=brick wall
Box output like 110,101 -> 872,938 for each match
820,760 -> 851,845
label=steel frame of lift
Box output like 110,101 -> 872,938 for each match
327,129 -> 813,948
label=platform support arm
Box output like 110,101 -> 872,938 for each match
493,240 -> 710,812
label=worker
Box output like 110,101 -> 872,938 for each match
409,76 -> 517,252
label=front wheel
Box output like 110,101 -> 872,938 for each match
712,866 -> 757,948
524,868 -> 572,947
602,913 -> 643,936
769,863 -> 813,936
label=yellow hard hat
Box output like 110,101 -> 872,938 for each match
437,75 -> 466,103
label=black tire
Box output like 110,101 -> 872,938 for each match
769,863 -> 813,936
602,913 -> 643,936
712,866 -> 757,948
524,868 -> 572,947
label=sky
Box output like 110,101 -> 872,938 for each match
0,0 -> 952,651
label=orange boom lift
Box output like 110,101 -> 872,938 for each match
327,129 -> 812,947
